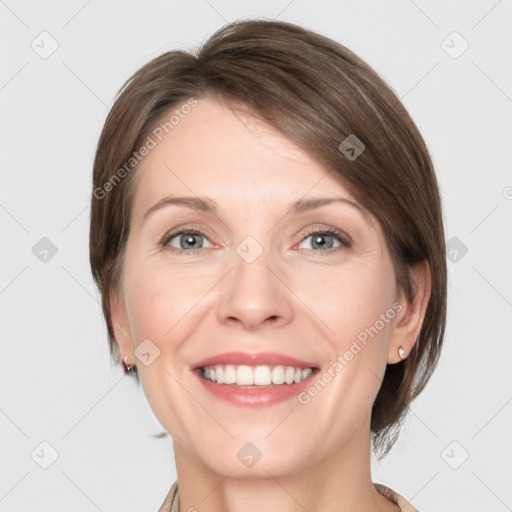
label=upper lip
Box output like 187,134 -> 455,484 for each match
192,351 -> 318,370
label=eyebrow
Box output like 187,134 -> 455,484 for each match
143,195 -> 369,222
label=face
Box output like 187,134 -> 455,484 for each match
112,96 -> 409,478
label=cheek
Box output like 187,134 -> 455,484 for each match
123,259 -> 216,349
295,259 -> 396,344
293,262 -> 396,428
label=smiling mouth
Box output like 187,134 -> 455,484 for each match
195,364 -> 319,387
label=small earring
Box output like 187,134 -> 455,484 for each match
122,355 -> 136,373
398,346 -> 406,360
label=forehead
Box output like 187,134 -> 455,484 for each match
131,97 -> 357,217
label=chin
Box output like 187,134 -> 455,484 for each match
193,438 -> 309,479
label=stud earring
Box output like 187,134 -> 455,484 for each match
122,355 -> 136,373
398,346 -> 406,360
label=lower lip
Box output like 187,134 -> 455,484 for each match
193,368 -> 320,408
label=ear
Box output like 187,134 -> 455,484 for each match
109,287 -> 135,366
387,260 -> 431,364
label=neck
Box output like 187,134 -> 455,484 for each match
172,421 -> 398,512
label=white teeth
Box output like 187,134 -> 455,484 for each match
201,364 -> 314,385
271,365 -> 286,384
236,365 -> 254,385
223,364 -> 237,384
301,368 -> 312,381
215,365 -> 224,384
254,365 -> 271,385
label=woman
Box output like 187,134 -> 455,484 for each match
89,19 -> 446,512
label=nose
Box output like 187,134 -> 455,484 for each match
216,244 -> 294,331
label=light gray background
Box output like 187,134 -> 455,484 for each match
1,1 -> 511,511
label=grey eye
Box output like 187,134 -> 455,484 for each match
168,231 -> 212,250
299,232 -> 342,250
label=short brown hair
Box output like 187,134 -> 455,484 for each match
89,19 -> 447,459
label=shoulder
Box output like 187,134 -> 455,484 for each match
156,480 -> 179,512
374,482 -> 420,512
159,480 -> 420,512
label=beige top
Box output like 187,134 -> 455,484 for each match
157,480 -> 419,512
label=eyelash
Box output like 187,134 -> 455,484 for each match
160,225 -> 352,256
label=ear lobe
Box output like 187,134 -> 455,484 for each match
387,260 -> 432,364
109,289 -> 134,363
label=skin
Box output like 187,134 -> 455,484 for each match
111,96 -> 431,512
